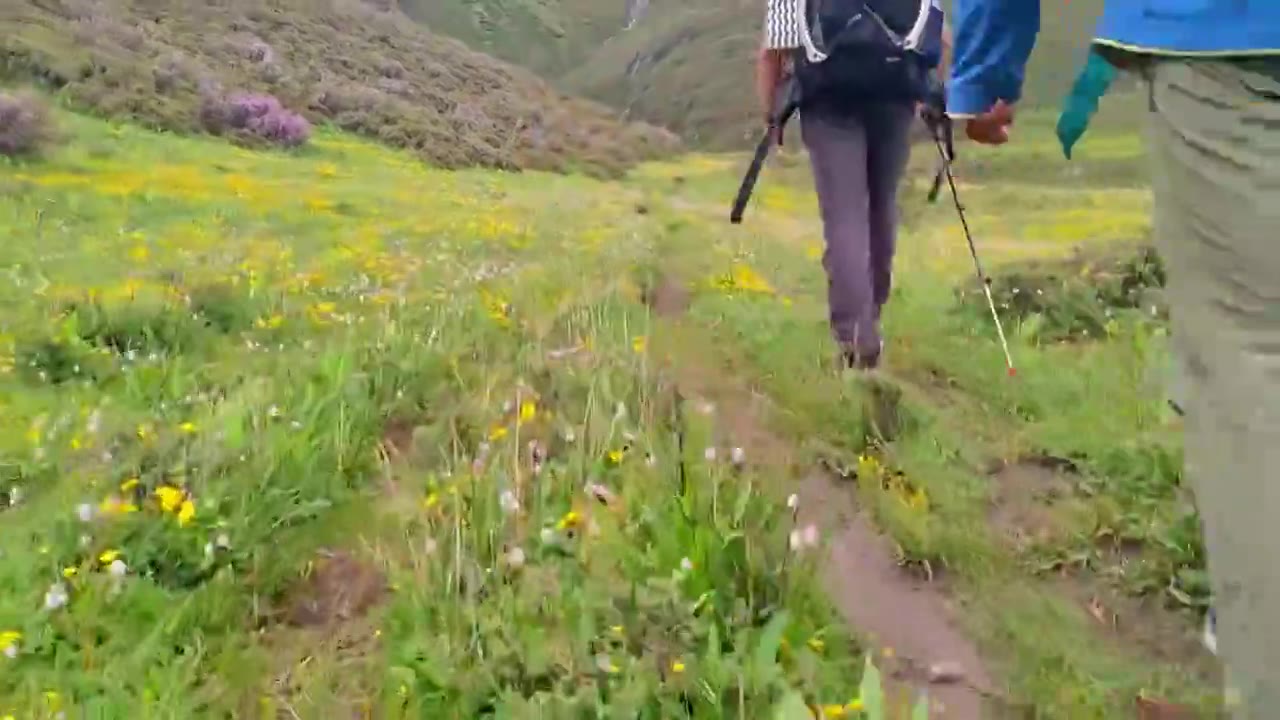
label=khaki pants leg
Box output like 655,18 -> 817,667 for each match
1146,57 -> 1280,717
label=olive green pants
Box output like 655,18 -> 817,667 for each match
1147,57 -> 1280,717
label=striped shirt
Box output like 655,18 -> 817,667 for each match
762,0 -> 803,50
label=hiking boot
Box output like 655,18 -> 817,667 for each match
840,340 -> 884,372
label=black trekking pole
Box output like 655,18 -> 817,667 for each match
924,108 -> 1017,376
730,76 -> 799,224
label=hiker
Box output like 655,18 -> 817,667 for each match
756,0 -> 948,370
946,1 -> 1280,714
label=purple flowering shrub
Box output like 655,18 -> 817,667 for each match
199,92 -> 311,148
0,91 -> 58,158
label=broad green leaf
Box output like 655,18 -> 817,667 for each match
773,689 -> 813,720
753,610 -> 791,685
859,655 -> 885,720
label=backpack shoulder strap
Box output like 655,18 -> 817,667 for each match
795,0 -> 829,64
903,0 -> 939,51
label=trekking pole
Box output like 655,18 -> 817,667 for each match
926,112 -> 1017,376
730,76 -> 799,224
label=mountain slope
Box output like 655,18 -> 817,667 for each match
400,0 -> 1122,148
0,0 -> 678,175
397,0 -> 630,78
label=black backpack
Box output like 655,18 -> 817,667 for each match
792,0 -> 945,113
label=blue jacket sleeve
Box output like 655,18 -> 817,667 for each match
947,0 -> 1041,117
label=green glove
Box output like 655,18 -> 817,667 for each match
1057,47 -> 1118,160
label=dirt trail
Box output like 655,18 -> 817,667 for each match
651,307 -> 999,719
797,471 -> 999,719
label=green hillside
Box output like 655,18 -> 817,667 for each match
0,96 -> 1221,716
0,0 -> 678,175
397,0 -> 630,78
400,0 -> 1128,148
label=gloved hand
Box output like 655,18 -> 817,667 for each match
1057,48 -> 1117,159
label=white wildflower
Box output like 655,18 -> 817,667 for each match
44,582 -> 69,611
703,447 -> 717,462
595,653 -> 618,674
505,546 -> 526,569
499,489 -> 521,515
680,557 -> 694,572
789,524 -> 820,552
108,559 -> 128,577
540,527 -> 557,546
3,644 -> 16,659
585,482 -> 616,506
8,486 -> 21,507
787,493 -> 800,510
76,503 -> 95,522
731,447 -> 746,466
563,427 -> 577,443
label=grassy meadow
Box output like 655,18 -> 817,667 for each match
0,96 -> 1223,718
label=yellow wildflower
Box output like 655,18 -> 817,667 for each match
99,497 -> 139,516
136,424 -> 151,442
808,637 -> 826,653
255,314 -> 284,329
606,449 -> 625,466
557,510 -> 582,531
0,631 -> 21,651
120,478 -> 140,493
519,400 -> 537,423
99,549 -> 121,564
906,487 -> 929,511
423,492 -> 439,509
177,499 -> 196,527
155,486 -> 185,513
43,692 -> 60,711
670,660 -> 685,674
489,425 -> 509,441
179,422 -> 197,435
856,453 -> 882,480
631,335 -> 647,354
62,566 -> 77,579
822,705 -> 848,718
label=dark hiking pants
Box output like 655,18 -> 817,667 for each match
800,104 -> 915,360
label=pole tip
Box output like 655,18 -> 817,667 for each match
1007,367 -> 1017,377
